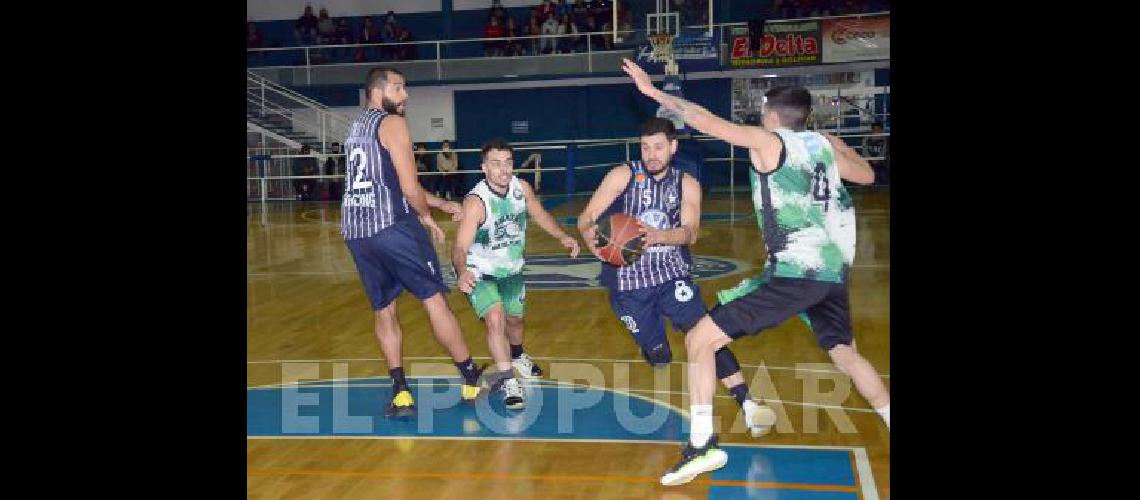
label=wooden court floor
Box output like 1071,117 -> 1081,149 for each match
247,189 -> 890,499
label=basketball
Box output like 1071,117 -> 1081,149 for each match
596,212 -> 645,267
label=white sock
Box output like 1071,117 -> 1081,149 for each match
875,404 -> 890,429
690,405 -> 713,447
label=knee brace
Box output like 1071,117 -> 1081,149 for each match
715,347 -> 741,380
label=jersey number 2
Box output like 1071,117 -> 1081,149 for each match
348,147 -> 372,191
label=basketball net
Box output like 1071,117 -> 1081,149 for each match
648,32 -> 679,76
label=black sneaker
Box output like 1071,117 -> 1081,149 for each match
659,435 -> 728,486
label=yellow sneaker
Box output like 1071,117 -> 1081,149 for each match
385,389 -> 415,418
461,383 -> 482,401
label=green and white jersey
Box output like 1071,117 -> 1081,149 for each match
749,128 -> 856,283
466,176 -> 528,278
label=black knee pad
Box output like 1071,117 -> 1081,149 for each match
715,347 -> 741,380
641,340 -> 673,367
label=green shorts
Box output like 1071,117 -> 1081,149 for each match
467,273 -> 526,319
717,274 -> 813,329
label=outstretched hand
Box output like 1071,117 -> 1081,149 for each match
621,58 -> 659,100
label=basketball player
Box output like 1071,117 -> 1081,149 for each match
577,117 -> 777,438
342,67 -> 484,418
620,58 -> 890,486
452,138 -> 580,410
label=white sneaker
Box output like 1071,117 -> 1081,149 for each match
743,400 -> 777,437
501,378 -> 526,410
512,353 -> 543,379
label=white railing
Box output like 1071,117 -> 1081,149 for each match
245,128 -> 889,204
246,11 -> 889,84
247,71 -> 352,152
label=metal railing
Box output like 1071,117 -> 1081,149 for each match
246,11 -> 888,84
246,129 -> 889,204
247,72 -> 352,152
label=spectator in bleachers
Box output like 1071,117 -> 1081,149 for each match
247,22 -> 264,49
436,140 -> 461,200
561,14 -> 582,53
556,0 -> 572,17
295,5 -> 319,46
491,5 -> 508,26
571,0 -> 588,30
590,0 -> 611,27
385,10 -> 399,29
334,18 -> 353,61
541,0 -> 556,20
862,123 -> 888,185
324,142 -> 345,201
315,8 -> 335,63
616,8 -> 634,47
247,22 -> 264,63
524,16 -> 543,55
356,16 -> 379,62
504,16 -> 522,56
484,15 -> 505,57
317,8 -> 335,43
382,22 -> 399,60
293,145 -> 319,201
582,15 -> 603,51
541,13 -> 560,54
397,26 -> 415,60
415,143 -> 438,196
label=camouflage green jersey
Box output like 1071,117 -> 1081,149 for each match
749,128 -> 856,283
466,176 -> 528,278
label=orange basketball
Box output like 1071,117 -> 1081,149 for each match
596,212 -> 645,267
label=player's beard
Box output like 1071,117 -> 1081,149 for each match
382,96 -> 406,116
645,158 -> 670,176
487,172 -> 511,194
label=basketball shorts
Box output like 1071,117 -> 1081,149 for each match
345,215 -> 448,310
608,277 -> 706,366
467,273 -> 526,319
710,276 -> 853,351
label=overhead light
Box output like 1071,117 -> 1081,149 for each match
504,74 -> 518,78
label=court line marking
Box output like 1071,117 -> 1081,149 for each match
245,437 -> 879,496
274,208 -> 889,227
249,376 -> 690,416
852,447 -> 881,500
247,263 -> 889,276
246,356 -> 890,379
245,436 -> 874,493
246,261 -> 889,275
248,377 -> 883,414
243,466 -> 860,492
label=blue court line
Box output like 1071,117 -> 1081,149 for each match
248,377 -> 865,497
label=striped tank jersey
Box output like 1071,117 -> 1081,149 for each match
340,108 -> 412,240
465,176 -> 528,278
751,128 -> 856,283
599,161 -> 692,292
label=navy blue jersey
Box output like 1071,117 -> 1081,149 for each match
599,161 -> 692,291
341,108 -> 412,240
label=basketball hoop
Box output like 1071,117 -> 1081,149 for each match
648,32 -> 679,75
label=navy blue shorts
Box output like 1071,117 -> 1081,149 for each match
345,215 -> 448,310
709,277 -> 853,351
608,277 -> 707,365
